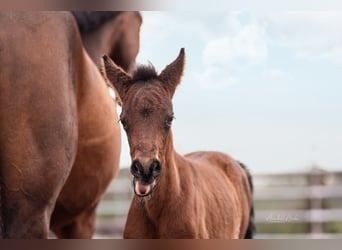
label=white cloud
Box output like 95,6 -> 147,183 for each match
203,20 -> 268,68
193,67 -> 240,90
196,12 -> 268,90
266,11 -> 342,65
196,10 -> 342,91
137,11 -> 342,94
262,68 -> 285,80
137,12 -> 211,68
320,46 -> 342,65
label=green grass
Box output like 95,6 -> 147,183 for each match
325,222 -> 342,233
255,199 -> 309,210
256,220 -> 342,234
256,222 -> 309,234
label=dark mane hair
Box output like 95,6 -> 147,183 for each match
71,11 -> 122,34
132,63 -> 159,82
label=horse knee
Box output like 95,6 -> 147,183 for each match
52,208 -> 97,239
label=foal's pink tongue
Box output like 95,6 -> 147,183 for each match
135,181 -> 151,196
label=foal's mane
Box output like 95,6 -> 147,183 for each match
71,11 -> 122,34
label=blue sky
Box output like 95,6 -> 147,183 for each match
117,11 -> 342,173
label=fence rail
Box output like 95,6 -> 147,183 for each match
94,167 -> 342,238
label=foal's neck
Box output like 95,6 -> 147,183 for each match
143,130 -> 182,219
164,131 -> 182,190
143,131 -> 186,222
153,131 -> 182,201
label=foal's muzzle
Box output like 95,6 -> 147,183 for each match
130,159 -> 162,197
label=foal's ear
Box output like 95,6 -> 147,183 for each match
158,48 -> 185,97
101,55 -> 132,100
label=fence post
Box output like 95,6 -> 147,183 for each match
307,166 -> 327,235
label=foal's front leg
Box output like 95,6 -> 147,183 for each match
157,219 -> 200,239
157,204 -> 209,239
123,200 -> 157,239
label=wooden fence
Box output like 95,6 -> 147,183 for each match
94,167 -> 342,239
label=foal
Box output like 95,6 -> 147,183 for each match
102,49 -> 255,239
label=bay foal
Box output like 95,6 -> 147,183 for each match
102,49 -> 255,239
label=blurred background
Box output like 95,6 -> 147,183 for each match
95,11 -> 342,238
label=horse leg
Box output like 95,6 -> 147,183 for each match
0,151 -> 76,238
0,82 -> 78,238
2,191 -> 56,238
0,11 -> 82,238
0,116 -> 77,239
50,110 -> 120,238
1,195 -> 50,238
52,205 -> 97,239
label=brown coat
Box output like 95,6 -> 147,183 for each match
103,48 -> 255,239
0,12 -> 122,238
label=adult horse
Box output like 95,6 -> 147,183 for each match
102,49 -> 255,238
72,11 -> 142,73
0,12 -> 121,238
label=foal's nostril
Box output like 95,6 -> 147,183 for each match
130,160 -> 142,176
151,160 -> 162,177
131,159 -> 161,178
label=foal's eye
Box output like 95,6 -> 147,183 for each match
120,119 -> 128,130
165,116 -> 174,127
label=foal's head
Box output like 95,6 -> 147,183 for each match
102,48 -> 185,197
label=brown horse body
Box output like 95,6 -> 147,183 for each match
0,12 -> 121,238
126,145 -> 253,238
72,11 -> 142,73
103,49 -> 255,238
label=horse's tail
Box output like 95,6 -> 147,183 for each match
238,161 -> 255,239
